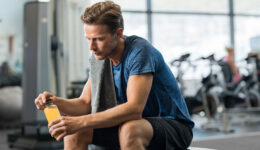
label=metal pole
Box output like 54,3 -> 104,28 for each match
229,0 -> 235,48
147,0 -> 152,43
52,0 -> 61,96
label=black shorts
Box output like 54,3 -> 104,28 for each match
92,117 -> 193,150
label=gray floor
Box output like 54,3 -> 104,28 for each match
191,132 -> 260,150
192,113 -> 260,140
190,113 -> 260,150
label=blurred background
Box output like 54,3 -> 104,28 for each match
0,0 -> 260,149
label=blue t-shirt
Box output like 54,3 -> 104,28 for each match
112,35 -> 194,128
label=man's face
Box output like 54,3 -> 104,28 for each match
84,24 -> 118,60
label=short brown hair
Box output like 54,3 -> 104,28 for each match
81,1 -> 124,33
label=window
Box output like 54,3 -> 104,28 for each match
122,13 -> 147,39
235,16 -> 260,60
111,0 -> 146,11
153,15 -> 229,63
152,0 -> 229,13
150,0 -> 260,63
88,0 -> 146,11
234,0 -> 260,14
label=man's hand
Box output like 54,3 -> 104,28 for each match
48,116 -> 85,141
34,91 -> 57,110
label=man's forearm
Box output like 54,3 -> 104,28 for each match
81,102 -> 142,129
54,98 -> 91,116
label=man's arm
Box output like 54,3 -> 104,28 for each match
54,78 -> 92,116
35,78 -> 92,116
81,73 -> 153,128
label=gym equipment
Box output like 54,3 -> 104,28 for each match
0,86 -> 22,123
170,53 -> 191,94
170,52 -> 260,133
8,1 -> 63,149
220,54 -> 260,132
170,54 -> 222,117
0,62 -> 22,125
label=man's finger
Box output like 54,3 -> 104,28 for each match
43,91 -> 53,100
38,97 -> 43,105
50,126 -> 66,139
40,94 -> 47,104
49,120 -> 64,134
56,132 -> 67,141
35,99 -> 40,106
48,117 -> 63,128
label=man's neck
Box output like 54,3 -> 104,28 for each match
110,37 -> 125,66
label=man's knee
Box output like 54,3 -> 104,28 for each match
64,128 -> 93,146
119,120 -> 140,138
118,120 -> 153,148
119,121 -> 142,147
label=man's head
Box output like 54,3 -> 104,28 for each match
81,1 -> 124,60
81,1 -> 124,34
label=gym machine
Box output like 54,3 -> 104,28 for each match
8,1 -> 63,149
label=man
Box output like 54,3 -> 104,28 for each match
35,1 -> 194,150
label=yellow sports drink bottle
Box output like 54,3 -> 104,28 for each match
44,99 -> 61,139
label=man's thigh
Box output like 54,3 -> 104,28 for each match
146,117 -> 193,150
92,117 -> 193,150
92,119 -> 153,149
92,125 -> 120,149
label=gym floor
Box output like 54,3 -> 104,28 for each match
1,114 -> 260,150
191,113 -> 260,149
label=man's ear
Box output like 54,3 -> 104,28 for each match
116,28 -> 123,38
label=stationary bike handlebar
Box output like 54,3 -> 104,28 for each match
199,54 -> 216,62
170,53 -> 191,66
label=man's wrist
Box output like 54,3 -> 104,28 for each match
81,114 -> 92,129
52,97 -> 63,105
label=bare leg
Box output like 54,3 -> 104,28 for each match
119,119 -> 153,150
64,128 -> 93,150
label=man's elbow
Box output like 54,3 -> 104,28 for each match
124,102 -> 144,120
130,107 -> 143,120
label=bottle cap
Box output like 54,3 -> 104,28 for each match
45,99 -> 53,105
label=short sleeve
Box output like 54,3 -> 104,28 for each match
128,48 -> 155,75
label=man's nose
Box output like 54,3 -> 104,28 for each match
89,40 -> 96,51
